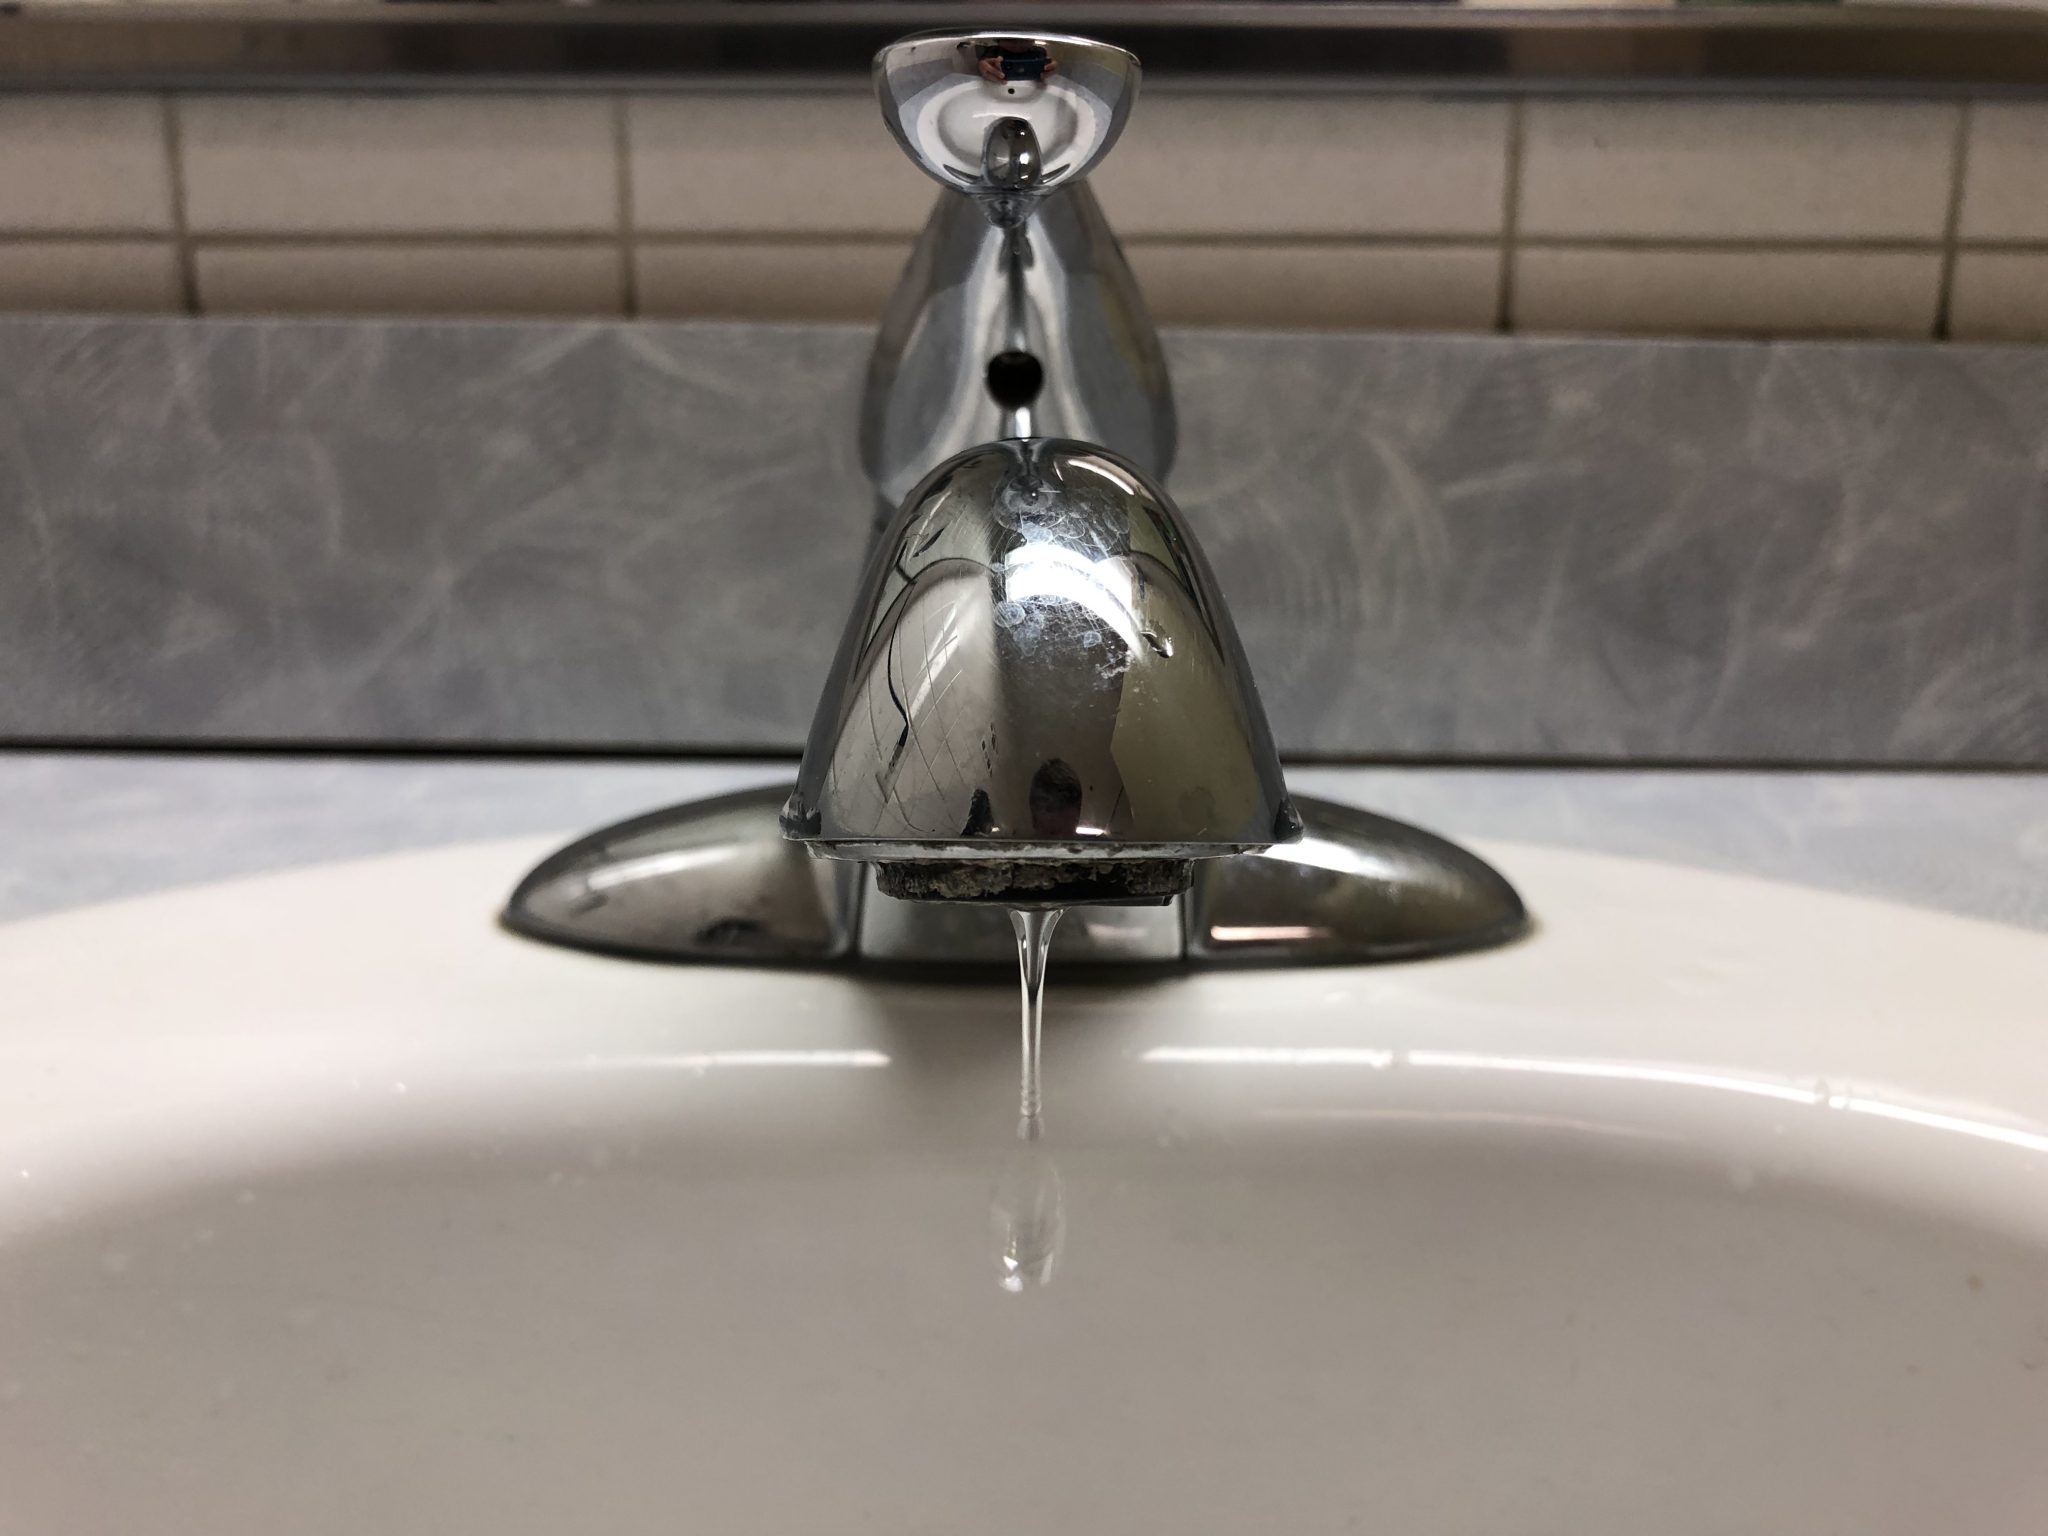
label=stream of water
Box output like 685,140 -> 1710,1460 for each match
1008,907 -> 1062,1141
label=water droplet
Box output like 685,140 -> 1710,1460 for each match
1141,630 -> 1175,658
99,1250 -> 132,1276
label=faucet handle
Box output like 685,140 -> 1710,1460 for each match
873,31 -> 1140,202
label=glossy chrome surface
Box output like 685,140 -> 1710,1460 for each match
783,439 -> 1295,896
501,786 -> 858,964
1188,797 -> 1530,964
861,181 -> 1174,512
505,25 -> 1524,959
504,785 -> 1527,966
873,31 -> 1139,202
863,29 -> 1170,511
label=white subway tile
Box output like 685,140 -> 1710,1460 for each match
628,94 -> 930,235
1096,96 -> 1510,238
194,242 -> 623,316
1959,103 -> 2048,242
1129,241 -> 1500,330
0,241 -> 181,312
178,95 -> 617,235
634,239 -> 911,321
1512,246 -> 1940,338
1521,99 -> 1957,241
0,96 -> 173,233
1950,251 -> 2048,342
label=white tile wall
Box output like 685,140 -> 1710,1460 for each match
0,88 -> 2043,341
1513,247 -> 1944,339
1958,102 -> 2048,242
178,95 -> 617,234
0,96 -> 174,233
1519,98 -> 1958,241
1129,241 -> 1501,330
0,241 -> 181,312
627,94 -> 929,235
1094,97 -> 1510,237
1949,251 -> 2048,341
196,242 -> 624,317
635,239 -> 908,321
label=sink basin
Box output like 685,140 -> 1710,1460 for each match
2,834 -> 2045,1533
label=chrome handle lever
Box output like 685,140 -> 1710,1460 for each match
861,29 -> 1174,512
872,29 -> 1141,220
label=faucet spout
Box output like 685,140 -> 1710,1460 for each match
782,439 -> 1299,906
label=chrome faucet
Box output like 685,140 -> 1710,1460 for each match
785,32 -> 1294,913
503,30 -> 1527,969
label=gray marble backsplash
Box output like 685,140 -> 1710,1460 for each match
2,316 -> 2043,762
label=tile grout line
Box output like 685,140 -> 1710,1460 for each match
1496,96 -> 1525,334
612,95 -> 639,318
622,233 -> 1964,255
1509,236 -> 1950,256
1934,98 -> 1973,341
10,230 -> 2021,256
159,94 -> 200,315
182,232 -> 650,251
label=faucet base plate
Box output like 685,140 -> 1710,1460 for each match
503,784 -> 1529,971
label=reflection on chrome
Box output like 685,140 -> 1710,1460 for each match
997,542 -> 1145,654
1142,1046 -> 2048,1156
580,844 -> 745,893
1259,838 -> 1410,882
784,439 -> 1294,869
1204,925 -> 1327,945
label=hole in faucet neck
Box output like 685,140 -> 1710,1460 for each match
986,350 -> 1045,411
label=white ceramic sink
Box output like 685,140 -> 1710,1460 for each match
2,835 -> 2046,1533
